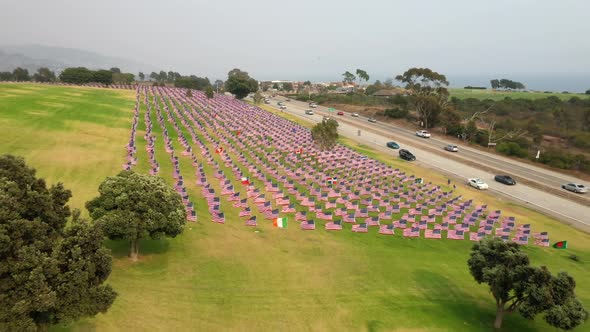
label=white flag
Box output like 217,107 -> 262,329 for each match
535,150 -> 540,159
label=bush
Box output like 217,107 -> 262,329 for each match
383,108 -> 409,119
496,141 -> 528,158
464,86 -> 487,89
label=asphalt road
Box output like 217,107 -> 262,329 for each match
262,96 -> 590,231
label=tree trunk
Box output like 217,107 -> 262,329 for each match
494,306 -> 505,329
129,238 -> 139,261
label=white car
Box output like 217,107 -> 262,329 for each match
468,178 -> 489,190
416,130 -> 431,138
309,103 -> 318,108
444,144 -> 459,152
562,183 -> 588,194
351,113 -> 359,117
279,105 -> 287,110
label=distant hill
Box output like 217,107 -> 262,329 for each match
0,44 -> 155,74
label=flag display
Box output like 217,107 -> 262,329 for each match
241,176 -> 250,185
215,147 -> 224,154
295,148 -> 302,154
273,217 -> 288,228
553,241 -> 568,249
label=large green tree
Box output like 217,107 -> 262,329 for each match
92,70 -> 113,85
225,68 -> 258,99
356,69 -> 370,85
468,237 -> 587,329
33,67 -> 56,82
396,67 -> 449,129
12,67 -> 30,81
138,72 -> 145,81
59,67 -> 94,84
342,71 -> 356,84
0,155 -> 116,331
311,118 -> 339,150
86,171 -> 186,261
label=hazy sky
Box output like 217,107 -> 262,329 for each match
1,0 -> 589,83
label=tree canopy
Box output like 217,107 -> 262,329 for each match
174,75 -> 211,90
311,118 -> 339,150
205,85 -> 214,99
225,68 -> 258,99
356,69 -> 369,84
342,71 -> 356,84
468,237 -> 587,329
396,67 -> 449,129
86,171 -> 186,261
33,67 -> 56,82
92,70 -> 114,85
491,78 -> 526,90
59,67 -> 94,84
0,155 -> 116,331
12,67 -> 30,81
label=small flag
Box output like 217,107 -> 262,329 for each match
273,217 -> 288,228
552,241 -> 568,249
295,148 -> 302,154
215,147 -> 224,154
326,177 -> 337,185
235,130 -> 241,136
241,176 -> 250,185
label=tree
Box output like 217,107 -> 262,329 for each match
205,85 -> 214,99
86,171 -> 186,261
167,71 -> 175,83
396,67 -> 449,129
109,67 -> 121,74
0,71 -> 13,81
214,79 -> 224,93
585,89 -> 590,95
149,72 -> 158,82
0,155 -> 116,331
303,80 -> 312,86
253,91 -> 263,104
174,76 -> 211,90
12,67 -> 30,81
342,71 -> 356,84
356,69 -> 370,85
112,73 -> 135,84
92,70 -> 113,85
283,82 -> 294,92
159,70 -> 167,82
311,118 -> 339,150
468,237 -> 587,329
33,67 -> 56,82
490,79 -> 500,89
225,68 -> 258,99
138,72 -> 145,81
59,67 -> 94,84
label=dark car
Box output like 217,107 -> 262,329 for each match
399,149 -> 415,161
386,141 -> 400,149
494,175 -> 516,185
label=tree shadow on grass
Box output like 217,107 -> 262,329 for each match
410,269 -> 538,332
104,238 -> 170,259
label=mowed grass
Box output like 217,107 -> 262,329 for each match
449,88 -> 588,101
0,83 -> 135,212
1,84 -> 588,331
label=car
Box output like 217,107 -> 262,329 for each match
279,105 -> 287,110
337,111 -> 344,116
323,116 -> 331,120
368,118 -> 377,123
399,149 -> 415,161
561,183 -> 588,194
495,175 -> 516,185
305,110 -> 314,115
286,98 -> 291,102
277,102 -> 284,106
444,144 -> 459,152
386,141 -> 400,149
468,178 -> 489,190
351,113 -> 359,117
416,130 -> 431,138
309,103 -> 317,108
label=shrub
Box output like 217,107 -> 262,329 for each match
383,108 -> 409,119
496,141 -> 528,158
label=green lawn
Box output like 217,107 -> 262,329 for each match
449,88 -> 588,101
1,84 -> 588,331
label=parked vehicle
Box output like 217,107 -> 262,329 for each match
386,141 -> 400,149
444,144 -> 458,152
468,178 -> 489,190
305,110 -> 314,115
399,149 -> 415,161
368,118 -> 377,123
416,130 -> 431,138
562,183 -> 588,193
494,175 -> 516,185
351,113 -> 359,117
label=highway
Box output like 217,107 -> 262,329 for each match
262,96 -> 590,231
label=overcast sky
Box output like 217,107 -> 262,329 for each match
1,0 -> 589,83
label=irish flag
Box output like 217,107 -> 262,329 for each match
553,241 -> 568,249
273,217 -> 288,228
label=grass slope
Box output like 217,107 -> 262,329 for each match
1,84 -> 587,331
449,88 -> 587,101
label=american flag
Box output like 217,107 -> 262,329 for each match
186,210 -> 197,222
366,216 -> 380,226
469,231 -> 485,242
378,224 -> 394,235
212,212 -> 225,224
425,228 -> 442,239
325,220 -> 342,231
245,216 -> 257,227
352,223 -> 368,233
233,198 -> 248,208
447,230 -> 465,240
534,238 -> 550,247
316,211 -> 333,221
403,227 -> 420,237
296,211 -> 307,221
301,220 -> 316,230
239,207 -> 251,217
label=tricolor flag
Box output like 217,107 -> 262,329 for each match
552,241 -> 568,249
215,147 -> 224,154
241,176 -> 250,185
273,217 -> 288,228
295,148 -> 302,154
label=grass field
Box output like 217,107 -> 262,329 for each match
1,83 -> 589,332
449,88 -> 588,101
